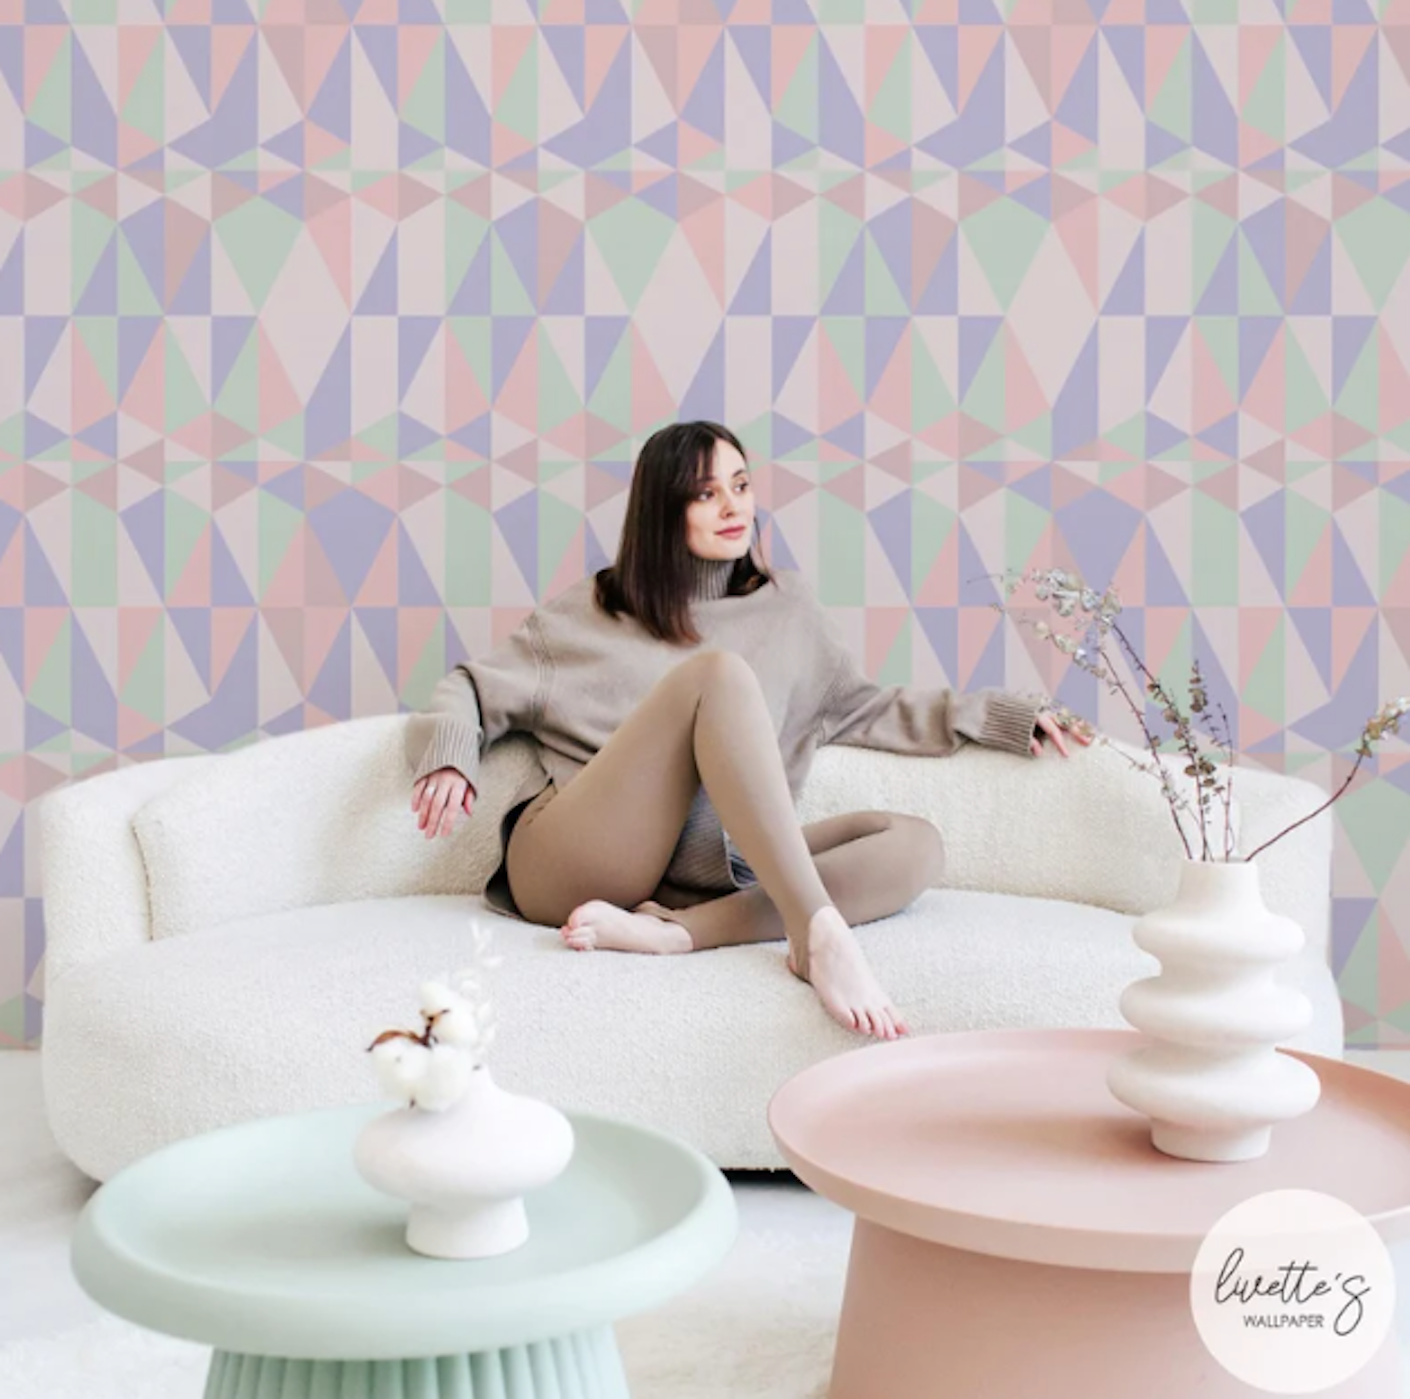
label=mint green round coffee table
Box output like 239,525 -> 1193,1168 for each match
71,1102 -> 737,1398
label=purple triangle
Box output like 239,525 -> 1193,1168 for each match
914,27 -> 958,106
637,122 -> 677,166
0,607 -> 18,699
25,122 -> 65,167
1195,237 -> 1239,315
213,0 -> 254,20
1241,491 -> 1284,600
682,37 -> 726,143
170,607 -> 212,689
0,235 -> 21,314
75,414 -> 117,457
867,490 -> 911,596
1332,317 -> 1376,400
400,122 -> 441,169
1054,38 -> 1098,142
587,0 -> 629,17
355,27 -> 399,110
181,38 -> 259,167
171,620 -> 258,751
492,317 -> 534,397
308,617 -> 352,720
1009,174 -> 1051,220
496,202 -> 539,310
0,514 -> 16,585
770,0 -> 812,22
728,231 -> 771,316
398,316 -> 441,400
1294,41 -> 1378,166
545,40 -> 631,167
126,730 -> 167,753
1289,26 -> 1332,109
1145,317 -> 1187,399
263,466 -> 304,509
1287,606 -> 1335,694
680,326 -> 726,423
75,235 -> 117,315
541,233 -> 584,314
1145,120 -> 1186,167
71,33 -> 118,168
1144,412 -> 1185,458
1290,235 -> 1331,315
585,521 -> 611,574
1332,523 -> 1376,606
1055,484 -> 1138,594
1238,316 -> 1280,398
309,36 -> 352,142
121,199 -> 166,307
543,27 -> 586,109
916,41 -> 1003,166
26,704 -> 66,747
356,232 -> 398,314
119,492 -> 165,597
915,233 -> 957,314
0,26 -> 21,108
868,202 -> 911,308
956,521 -> 1000,606
915,607 -> 959,679
398,412 -> 439,456
586,316 -> 629,397
448,232 -> 491,314
1054,327 -> 1094,454
1102,232 -> 1144,314
817,43 -> 864,166
1195,412 -> 1237,458
354,608 -> 398,686
864,317 -> 906,399
770,412 -> 811,457
260,175 -> 303,221
1144,526 -> 1189,605
822,235 -> 865,314
1103,26 -> 1143,103
1008,465 -> 1052,510
772,121 -> 813,166
1010,122 -> 1051,166
822,412 -> 863,456
308,489 -> 395,602
1386,179 -> 1410,217
397,520 -> 442,605
1332,898 -> 1378,979
304,326 -> 351,459
1387,127 -> 1410,163
211,524 -> 254,606
71,617 -> 118,747
448,415 -> 490,456
212,316 -> 256,399
1243,200 -> 1287,308
496,492 -> 539,596
729,29 -> 771,106
772,317 -> 813,397
0,819 -> 20,898
25,316 -> 67,399
636,173 -> 677,220
1190,36 -> 1238,166
399,0 -> 440,19
264,702 -> 308,737
168,231 -> 211,314
1146,0 -> 1189,18
24,413 -> 64,460
169,26 -> 212,107
959,317 -> 1001,398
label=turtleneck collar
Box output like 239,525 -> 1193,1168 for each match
688,554 -> 737,602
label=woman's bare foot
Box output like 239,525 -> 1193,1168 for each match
787,907 -> 909,1041
560,899 -> 693,954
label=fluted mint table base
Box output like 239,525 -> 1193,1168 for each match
203,1327 -> 629,1399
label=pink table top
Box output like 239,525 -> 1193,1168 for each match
767,1028 -> 1410,1274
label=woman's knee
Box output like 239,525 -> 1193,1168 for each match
892,813 -> 945,892
666,648 -> 759,698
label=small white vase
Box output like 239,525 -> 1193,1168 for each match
1105,857 -> 1323,1163
353,1065 -> 575,1258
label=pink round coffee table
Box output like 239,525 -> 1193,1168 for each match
768,1028 -> 1410,1399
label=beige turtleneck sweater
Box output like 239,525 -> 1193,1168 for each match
407,559 -> 1044,911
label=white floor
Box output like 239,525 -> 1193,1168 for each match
7,1048 -> 1410,1367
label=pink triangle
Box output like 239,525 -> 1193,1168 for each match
262,525 -> 307,606
119,706 -> 164,750
544,411 -> 588,457
213,463 -> 256,510
169,526 -> 212,606
584,412 -> 626,457
307,196 -> 352,310
258,326 -> 304,435
1190,323 -> 1238,432
71,327 -> 116,431
867,323 -> 913,433
263,607 -> 304,681
681,200 -> 726,307
1288,526 -> 1333,607
1380,325 -> 1410,435
544,523 -> 586,601
1288,413 -> 1335,459
1054,194 -> 1101,308
817,327 -> 863,433
1003,332 -> 1048,435
355,465 -> 399,511
958,608 -> 1002,685
915,527 -> 961,607
451,467 -> 492,508
25,607 -> 66,690
1108,518 -> 1146,607
398,464 -> 441,511
355,530 -> 399,605
24,27 -> 67,109
399,609 -> 442,690
398,27 -> 441,107
1238,705 -> 1283,751
631,328 -> 676,434
1332,606 -> 1376,691
757,462 -> 814,512
772,27 -> 814,106
211,27 -> 253,111
304,533 -> 347,605
821,464 -> 864,508
500,441 -> 539,483
304,606 -> 346,682
583,28 -> 627,108
496,330 -> 540,432
122,323 -> 167,433
957,27 -> 1002,108
1242,324 -> 1286,432
0,533 -> 22,607
75,466 -> 118,510
865,607 -> 909,677
872,441 -> 912,483
211,608 -> 252,691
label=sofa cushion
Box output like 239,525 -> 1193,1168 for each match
39,891 -> 1341,1182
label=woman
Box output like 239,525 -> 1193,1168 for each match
407,422 -> 1089,1040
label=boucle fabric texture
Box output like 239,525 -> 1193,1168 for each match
403,565 -> 1045,911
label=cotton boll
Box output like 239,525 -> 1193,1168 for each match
371,1038 -> 431,1101
416,1044 -> 473,1111
419,981 -> 458,1016
433,1004 -> 481,1048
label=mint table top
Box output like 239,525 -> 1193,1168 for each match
72,1103 -> 737,1361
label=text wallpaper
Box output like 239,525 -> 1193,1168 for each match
3,0 -> 1410,1046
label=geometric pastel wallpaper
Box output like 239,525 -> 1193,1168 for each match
3,0 -> 1410,1050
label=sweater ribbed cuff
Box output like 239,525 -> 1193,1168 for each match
978,691 -> 1043,757
412,717 -> 482,793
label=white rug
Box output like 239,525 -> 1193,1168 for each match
0,1193 -> 850,1399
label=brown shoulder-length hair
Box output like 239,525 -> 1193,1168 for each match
594,421 -> 772,645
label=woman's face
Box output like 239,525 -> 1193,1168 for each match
684,440 -> 755,561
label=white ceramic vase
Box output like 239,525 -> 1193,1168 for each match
354,1065 -> 575,1258
1105,857 -> 1323,1163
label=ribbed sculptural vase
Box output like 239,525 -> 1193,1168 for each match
1106,858 -> 1323,1163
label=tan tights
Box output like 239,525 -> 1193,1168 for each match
504,651 -> 944,976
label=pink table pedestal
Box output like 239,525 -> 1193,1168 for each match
768,1029 -> 1410,1399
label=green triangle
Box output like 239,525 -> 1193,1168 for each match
117,235 -> 162,315
537,491 -> 580,594
0,997 -> 28,1046
1380,490 -> 1410,594
444,492 -> 492,606
402,35 -> 446,145
71,204 -> 114,308
122,40 -> 165,142
1190,494 -> 1237,604
1010,412 -> 1051,459
1191,205 -> 1235,313
121,614 -> 166,721
818,202 -> 862,311
911,493 -> 955,596
164,494 -> 208,598
590,200 -> 673,309
868,35 -> 911,141
1338,779 -> 1410,895
445,204 -> 489,308
822,315 -> 865,402
1004,492 -> 1048,575
1237,233 -> 1282,315
1339,200 -> 1410,308
357,413 -> 401,459
402,617 -> 448,711
1333,324 -> 1378,431
877,616 -> 912,686
258,491 -> 302,599
1242,32 -> 1284,143
1336,917 -> 1380,1016
864,231 -> 910,315
818,492 -> 864,605
1244,615 -> 1284,726
1283,326 -> 1330,431
448,318 -> 493,409
1147,36 -> 1192,146
29,613 -> 72,725
0,415 -> 22,459
164,329 -> 208,433
28,33 -> 71,144
534,325 -> 582,432
961,324 -> 1007,433
497,34 -> 538,141
490,228 -> 537,315
218,199 -> 302,309
71,495 -> 116,605
1282,491 -> 1326,599
911,330 -> 955,432
964,200 -> 1047,310
262,415 -> 303,458
1196,315 -> 1239,405
75,317 -> 118,400
216,323 -> 260,434
774,33 -> 819,145
587,325 -> 632,434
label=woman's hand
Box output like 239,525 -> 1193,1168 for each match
411,768 -> 474,840
1030,710 -> 1094,759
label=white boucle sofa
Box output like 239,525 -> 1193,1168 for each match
37,714 -> 1344,1182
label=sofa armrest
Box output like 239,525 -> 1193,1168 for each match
1230,762 -> 1335,968
36,755 -> 220,987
